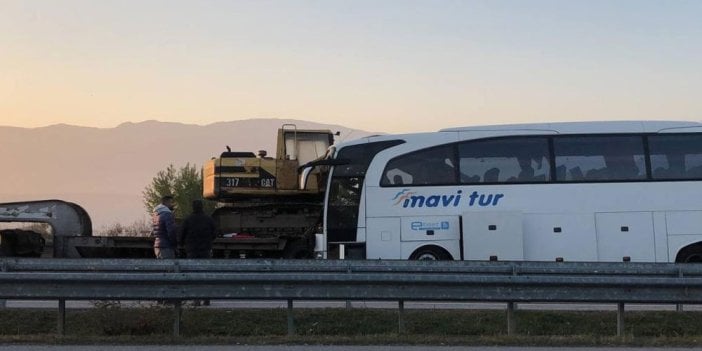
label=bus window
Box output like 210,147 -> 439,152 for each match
649,134 -> 702,180
554,136 -> 646,182
381,145 -> 457,186
458,137 -> 550,184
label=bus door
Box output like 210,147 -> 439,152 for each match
399,216 -> 461,260
461,211 -> 524,261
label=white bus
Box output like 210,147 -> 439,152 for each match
304,121 -> 702,263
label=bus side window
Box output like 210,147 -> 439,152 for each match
651,154 -> 680,178
555,165 -> 567,180
427,158 -> 456,184
483,168 -> 500,182
604,154 -> 641,179
458,137 -> 550,185
686,156 -> 702,177
385,168 -> 412,185
461,174 -> 481,183
381,145 -> 456,186
554,136 -> 645,182
649,134 -> 702,180
585,167 -> 607,180
569,166 -> 584,180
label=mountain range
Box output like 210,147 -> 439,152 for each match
0,119 -> 375,231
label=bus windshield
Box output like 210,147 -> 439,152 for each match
326,140 -> 404,243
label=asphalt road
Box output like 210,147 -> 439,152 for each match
0,346 -> 698,351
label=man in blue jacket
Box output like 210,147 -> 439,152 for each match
152,195 -> 177,259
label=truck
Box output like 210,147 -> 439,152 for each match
0,124 -> 336,259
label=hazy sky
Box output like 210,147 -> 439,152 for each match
1,0 -> 701,133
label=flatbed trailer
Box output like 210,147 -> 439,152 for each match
53,235 -> 286,258
1,200 -> 302,259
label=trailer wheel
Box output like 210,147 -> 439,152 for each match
676,243 -> 702,263
0,234 -> 7,257
409,245 -> 452,261
0,230 -> 45,257
283,240 -> 313,259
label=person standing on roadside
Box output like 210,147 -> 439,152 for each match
178,199 -> 216,306
178,199 -> 216,259
152,195 -> 177,259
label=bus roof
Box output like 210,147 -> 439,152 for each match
439,120 -> 702,133
332,120 -> 702,151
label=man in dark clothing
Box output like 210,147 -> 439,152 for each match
178,200 -> 217,259
179,199 -> 216,306
152,195 -> 177,259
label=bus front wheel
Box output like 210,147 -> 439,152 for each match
675,243 -> 702,263
409,245 -> 452,261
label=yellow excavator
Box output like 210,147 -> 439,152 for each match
202,124 -> 336,258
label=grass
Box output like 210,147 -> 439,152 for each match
1,306 -> 702,346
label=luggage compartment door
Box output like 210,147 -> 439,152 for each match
462,211 -> 524,261
596,211 -> 655,262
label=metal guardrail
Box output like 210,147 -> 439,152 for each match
1,258 -> 701,337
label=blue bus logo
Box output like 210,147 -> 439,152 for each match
393,189 -> 504,208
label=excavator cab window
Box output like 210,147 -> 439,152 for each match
284,132 -> 333,164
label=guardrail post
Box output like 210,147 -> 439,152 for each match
506,264 -> 518,336
287,299 -> 295,336
398,300 -> 405,334
173,300 -> 182,337
617,302 -> 625,337
0,262 -> 7,309
172,261 -> 181,337
507,302 -> 516,336
677,268 -> 684,312
341,246 -> 353,310
57,299 -> 66,336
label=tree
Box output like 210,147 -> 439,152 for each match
142,163 -> 215,219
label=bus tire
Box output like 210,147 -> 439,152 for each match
409,245 -> 452,261
675,242 -> 702,263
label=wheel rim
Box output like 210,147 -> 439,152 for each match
416,252 -> 438,260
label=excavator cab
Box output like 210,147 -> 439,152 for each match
203,124 -> 334,201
